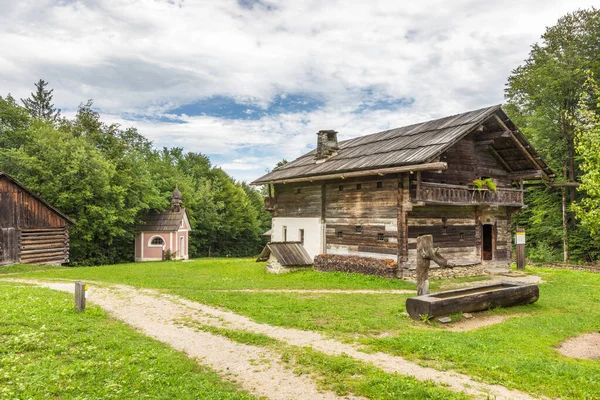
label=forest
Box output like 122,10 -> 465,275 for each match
0,92 -> 271,265
2,8 -> 600,266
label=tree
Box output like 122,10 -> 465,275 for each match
21,79 -> 61,121
572,72 -> 600,235
505,7 -> 600,261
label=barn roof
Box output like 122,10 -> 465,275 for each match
257,242 -> 314,266
138,208 -> 187,232
0,172 -> 75,225
252,105 -> 554,185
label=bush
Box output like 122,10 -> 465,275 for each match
314,254 -> 397,278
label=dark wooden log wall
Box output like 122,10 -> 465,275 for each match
407,205 -> 512,266
324,176 -> 399,256
273,182 -> 322,218
0,176 -> 70,266
420,132 -> 512,189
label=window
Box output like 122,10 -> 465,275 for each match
356,183 -> 362,190
149,236 -> 164,247
299,229 -> 304,244
356,226 -> 362,233
376,181 -> 383,189
283,226 -> 287,242
442,227 -> 448,235
378,233 -> 385,242
296,188 -> 301,194
337,231 -> 343,239
459,232 -> 464,241
339,185 -> 344,191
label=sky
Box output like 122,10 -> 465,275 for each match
1,0 -> 597,182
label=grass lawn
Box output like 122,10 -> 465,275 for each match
0,281 -> 255,399
4,259 -> 600,399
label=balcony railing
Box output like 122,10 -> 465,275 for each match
413,182 -> 524,206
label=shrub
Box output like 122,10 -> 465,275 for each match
314,254 -> 397,278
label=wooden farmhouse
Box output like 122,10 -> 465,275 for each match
0,172 -> 74,266
252,105 -> 554,274
135,187 -> 191,262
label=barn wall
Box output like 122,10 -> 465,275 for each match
0,176 -> 71,266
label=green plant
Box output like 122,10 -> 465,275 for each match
164,249 -> 177,261
471,178 -> 497,192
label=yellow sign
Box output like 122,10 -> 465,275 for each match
84,285 -> 88,291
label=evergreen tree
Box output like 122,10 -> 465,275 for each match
21,79 -> 61,121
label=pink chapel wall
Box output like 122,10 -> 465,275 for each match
135,230 -> 189,261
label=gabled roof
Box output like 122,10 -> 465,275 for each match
0,172 -> 75,225
138,208 -> 188,232
257,242 -> 314,266
252,105 -> 554,185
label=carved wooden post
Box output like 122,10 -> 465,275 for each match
416,235 -> 456,295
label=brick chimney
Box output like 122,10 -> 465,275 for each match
316,130 -> 339,160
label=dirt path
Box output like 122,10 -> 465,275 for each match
6,279 -> 357,400
6,279 -> 542,400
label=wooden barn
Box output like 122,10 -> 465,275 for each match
252,105 -> 554,274
0,172 -> 74,266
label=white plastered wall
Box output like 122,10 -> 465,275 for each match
271,217 -> 323,259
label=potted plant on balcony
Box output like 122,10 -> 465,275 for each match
471,178 -> 497,192
471,178 -> 497,201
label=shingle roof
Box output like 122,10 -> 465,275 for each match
252,105 -> 553,184
257,242 -> 314,266
138,208 -> 186,231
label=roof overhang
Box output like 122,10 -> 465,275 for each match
251,161 -> 448,186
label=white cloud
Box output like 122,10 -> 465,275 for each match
1,0 -> 597,182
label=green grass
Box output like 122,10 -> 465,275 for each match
365,267 -> 600,399
8,258 -> 415,290
0,283 -> 255,399
7,259 -> 600,399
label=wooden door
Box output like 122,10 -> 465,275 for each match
482,224 -> 493,260
0,228 -> 18,265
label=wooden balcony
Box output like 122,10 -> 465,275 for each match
413,182 -> 524,207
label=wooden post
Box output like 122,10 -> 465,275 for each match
416,235 -> 457,295
74,281 -> 86,312
515,230 -> 526,270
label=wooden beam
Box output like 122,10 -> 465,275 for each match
488,147 -> 513,172
508,170 -> 543,180
493,114 -> 547,180
476,131 -> 511,141
253,162 -> 448,185
526,182 -> 580,188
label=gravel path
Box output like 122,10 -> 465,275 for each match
6,279 -> 358,400
6,279 -> 543,400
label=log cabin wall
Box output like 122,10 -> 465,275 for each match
325,175 -> 401,259
420,132 -> 512,188
0,175 -> 71,266
406,205 -> 512,269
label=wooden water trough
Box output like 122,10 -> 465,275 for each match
405,282 -> 539,320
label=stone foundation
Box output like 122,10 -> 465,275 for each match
402,264 -> 489,280
266,255 -> 312,274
